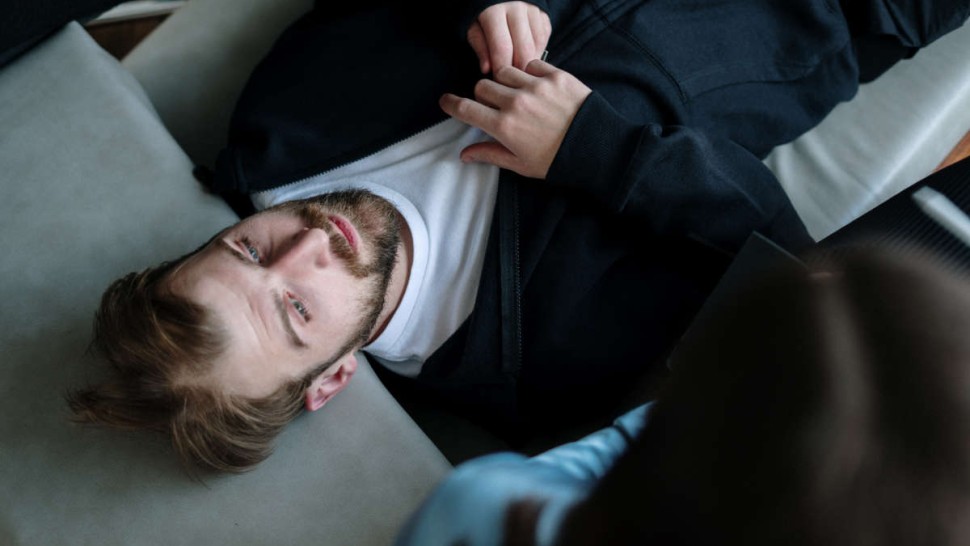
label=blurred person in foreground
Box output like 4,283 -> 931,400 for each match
395,245 -> 970,546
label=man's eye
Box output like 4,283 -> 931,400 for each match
241,238 -> 261,263
290,297 -> 309,319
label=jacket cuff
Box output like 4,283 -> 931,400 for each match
546,91 -> 643,208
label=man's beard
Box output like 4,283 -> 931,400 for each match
275,189 -> 402,350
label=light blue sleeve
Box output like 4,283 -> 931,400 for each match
393,403 -> 652,546
529,402 -> 652,481
394,453 -> 580,546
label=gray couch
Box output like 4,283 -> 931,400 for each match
1,0 -> 968,544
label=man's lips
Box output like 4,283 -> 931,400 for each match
329,215 -> 358,252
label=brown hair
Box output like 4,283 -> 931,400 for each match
555,247 -> 970,546
67,255 -> 313,473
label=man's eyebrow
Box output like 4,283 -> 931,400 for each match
217,239 -> 309,350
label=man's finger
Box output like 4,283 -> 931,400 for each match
461,141 -> 523,173
529,8 -> 552,52
467,22 -> 491,74
508,9 -> 536,69
523,59 -> 559,78
479,10 -> 514,73
473,78 -> 516,109
493,64 -> 535,89
440,93 -> 499,133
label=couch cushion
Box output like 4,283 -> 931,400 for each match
0,23 -> 448,546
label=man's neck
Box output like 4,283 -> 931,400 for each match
366,213 -> 413,343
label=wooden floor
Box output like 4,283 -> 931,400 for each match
85,14 -> 169,60
939,130 -> 970,171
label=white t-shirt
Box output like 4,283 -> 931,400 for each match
253,119 -> 500,377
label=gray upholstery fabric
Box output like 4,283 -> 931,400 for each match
0,23 -> 448,546
123,0 -> 314,167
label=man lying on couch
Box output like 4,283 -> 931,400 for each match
68,0 -> 970,472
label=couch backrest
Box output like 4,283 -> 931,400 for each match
123,0 -> 314,168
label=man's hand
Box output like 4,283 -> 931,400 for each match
440,60 -> 592,179
468,2 -> 551,74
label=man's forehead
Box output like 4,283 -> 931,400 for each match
166,240 -> 292,397
167,244 -> 236,298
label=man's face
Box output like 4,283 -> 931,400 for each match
167,190 -> 401,399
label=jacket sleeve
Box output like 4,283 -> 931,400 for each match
546,91 -> 813,252
393,404 -> 651,546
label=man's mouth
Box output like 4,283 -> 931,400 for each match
329,215 -> 358,253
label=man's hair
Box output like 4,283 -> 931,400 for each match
552,247 -> 970,546
66,254 -> 316,473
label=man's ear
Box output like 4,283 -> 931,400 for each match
304,353 -> 358,412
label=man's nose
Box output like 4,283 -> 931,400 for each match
273,227 -> 331,272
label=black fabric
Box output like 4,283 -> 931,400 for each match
839,0 -> 970,82
212,5 -> 483,193
192,166 -> 252,219
2,0 -> 125,68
